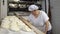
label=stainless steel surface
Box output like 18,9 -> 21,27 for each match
8,12 -> 31,16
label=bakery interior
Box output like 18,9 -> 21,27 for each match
0,0 -> 60,34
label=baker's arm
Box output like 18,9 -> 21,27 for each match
45,20 -> 49,34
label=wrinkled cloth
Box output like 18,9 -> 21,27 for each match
0,28 -> 36,34
0,16 -> 36,34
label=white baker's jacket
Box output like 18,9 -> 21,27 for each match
28,10 -> 52,32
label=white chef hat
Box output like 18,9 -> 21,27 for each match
28,5 -> 39,11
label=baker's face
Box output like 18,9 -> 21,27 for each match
32,10 -> 39,15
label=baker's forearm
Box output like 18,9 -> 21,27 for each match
45,24 -> 48,33
45,21 -> 49,34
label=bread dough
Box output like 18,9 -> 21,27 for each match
1,16 -> 36,34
